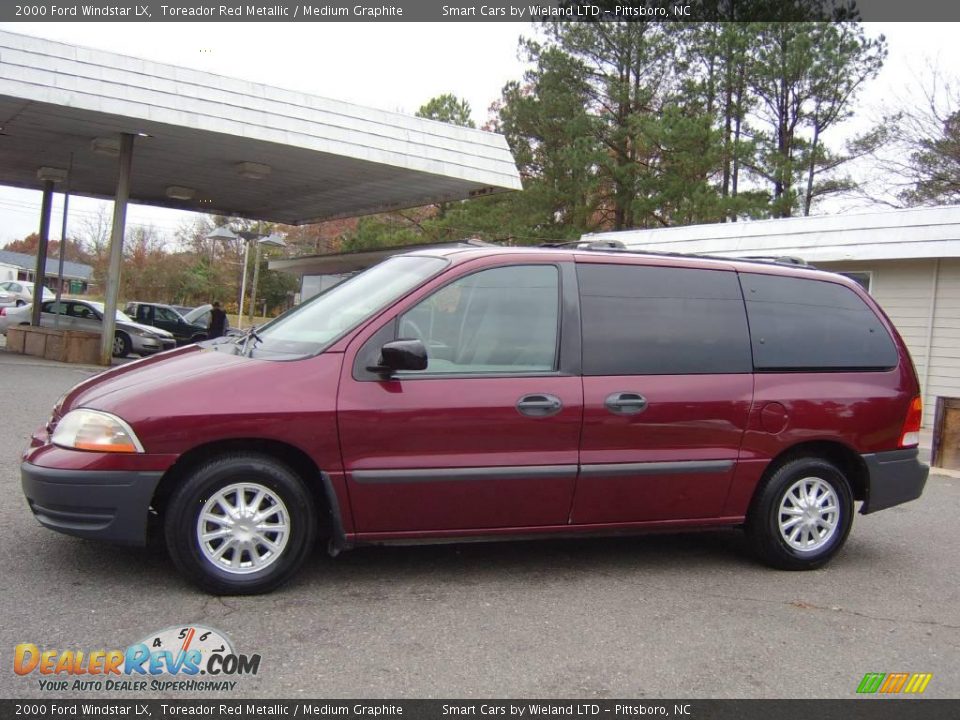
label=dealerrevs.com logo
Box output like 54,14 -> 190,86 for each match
14,625 -> 260,693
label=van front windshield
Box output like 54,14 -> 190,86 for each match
252,255 -> 448,358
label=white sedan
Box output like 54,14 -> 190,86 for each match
0,280 -> 55,307
0,299 -> 176,357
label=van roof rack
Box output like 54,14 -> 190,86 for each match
539,239 -> 627,250
539,239 -> 813,269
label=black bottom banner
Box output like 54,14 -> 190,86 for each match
0,700 -> 956,720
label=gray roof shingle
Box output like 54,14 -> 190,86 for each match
0,249 -> 93,281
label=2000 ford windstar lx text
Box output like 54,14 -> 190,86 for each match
21,245 -> 928,594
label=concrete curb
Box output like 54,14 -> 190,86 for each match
930,467 -> 960,479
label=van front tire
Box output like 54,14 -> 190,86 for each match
746,457 -> 854,570
164,454 -> 316,595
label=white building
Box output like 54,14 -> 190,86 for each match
584,206 -> 960,427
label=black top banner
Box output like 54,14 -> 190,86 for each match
1,0 -> 959,22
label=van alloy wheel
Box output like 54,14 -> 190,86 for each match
165,454 -> 316,595
777,477 -> 840,552
196,482 -> 291,575
746,457 -> 853,570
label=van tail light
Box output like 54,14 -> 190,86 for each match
900,396 -> 923,448
0,307 -> 6,316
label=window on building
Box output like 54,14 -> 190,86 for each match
300,273 -> 354,302
838,271 -> 873,293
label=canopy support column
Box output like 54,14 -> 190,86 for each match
99,133 -> 135,366
29,180 -> 55,327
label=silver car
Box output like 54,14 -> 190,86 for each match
0,280 -> 55,307
0,299 -> 176,357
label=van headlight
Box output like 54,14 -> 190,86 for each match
51,409 -> 144,453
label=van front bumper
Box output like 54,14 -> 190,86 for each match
860,448 -> 928,514
21,462 -> 163,545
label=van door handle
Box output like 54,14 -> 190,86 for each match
516,394 -> 563,418
605,392 -> 648,415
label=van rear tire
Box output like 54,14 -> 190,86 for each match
746,457 -> 853,570
164,454 -> 316,595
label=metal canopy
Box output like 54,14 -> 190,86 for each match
269,240 -> 491,278
0,30 -> 521,224
583,205 -> 960,263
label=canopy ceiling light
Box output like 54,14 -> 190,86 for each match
258,232 -> 287,248
236,161 -> 271,180
205,226 -> 239,241
90,137 -> 121,157
165,185 -> 196,201
36,166 -> 68,183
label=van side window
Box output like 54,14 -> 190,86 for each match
397,264 -> 560,374
741,273 -> 899,371
578,263 -> 752,375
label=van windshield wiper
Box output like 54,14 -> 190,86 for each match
234,325 -> 263,356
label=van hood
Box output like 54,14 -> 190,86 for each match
60,344 -> 254,418
51,340 -> 345,458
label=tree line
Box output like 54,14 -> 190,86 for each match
349,20 -> 887,248
5,212 -> 297,315
342,19 -> 960,249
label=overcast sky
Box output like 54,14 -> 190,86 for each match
0,21 -> 957,245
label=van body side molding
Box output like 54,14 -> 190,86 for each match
352,461 -> 733,485
580,460 -> 734,478
352,465 -> 579,484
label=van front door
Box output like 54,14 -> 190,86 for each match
338,262 -> 583,534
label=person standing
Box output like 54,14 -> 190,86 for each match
207,301 -> 228,339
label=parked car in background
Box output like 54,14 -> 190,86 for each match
0,280 -> 54,307
2,299 -> 176,357
19,245 -> 928,595
182,303 -> 212,329
183,303 -> 238,337
124,302 -> 207,346
171,305 -> 194,317
0,305 -> 24,335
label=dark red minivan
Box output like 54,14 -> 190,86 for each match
21,245 -> 928,594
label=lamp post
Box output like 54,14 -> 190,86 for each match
247,233 -> 286,324
205,226 -> 285,330
205,225 -> 249,329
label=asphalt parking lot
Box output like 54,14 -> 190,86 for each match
1,349 -> 958,700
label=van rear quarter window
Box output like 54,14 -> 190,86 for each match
740,273 -> 898,371
577,263 -> 752,375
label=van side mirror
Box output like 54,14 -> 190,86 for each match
367,339 -> 428,376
